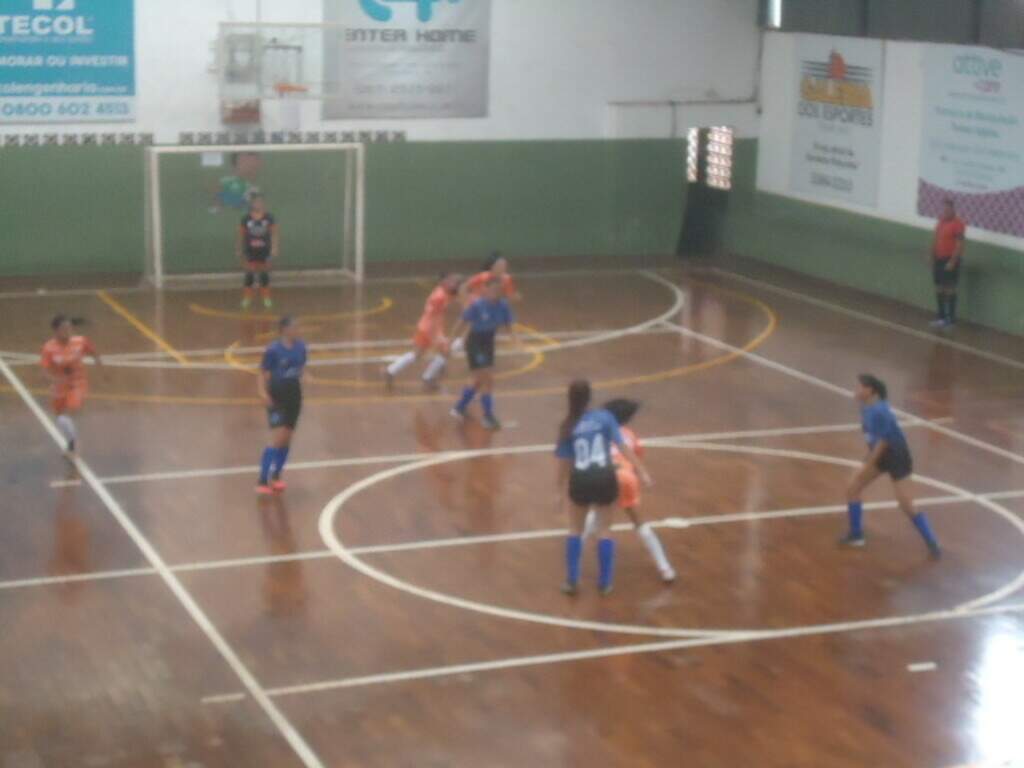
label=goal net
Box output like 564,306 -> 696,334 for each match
144,143 -> 364,287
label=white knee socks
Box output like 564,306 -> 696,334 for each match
386,351 -> 417,377
56,414 -> 77,448
422,354 -> 446,382
638,523 -> 674,580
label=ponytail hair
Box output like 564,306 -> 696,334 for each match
603,398 -> 640,426
51,314 -> 86,330
858,373 -> 887,400
559,379 -> 591,442
481,251 -> 503,272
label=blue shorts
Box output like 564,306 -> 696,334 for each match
466,331 -> 496,371
877,444 -> 912,481
268,383 -> 302,429
569,468 -> 619,506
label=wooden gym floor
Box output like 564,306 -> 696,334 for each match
1,259 -> 1023,768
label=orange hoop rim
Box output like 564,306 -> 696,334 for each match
273,81 -> 310,96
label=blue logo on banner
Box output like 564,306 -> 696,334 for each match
359,0 -> 460,23
0,0 -> 135,123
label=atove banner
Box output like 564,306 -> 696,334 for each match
918,46 -> 1024,239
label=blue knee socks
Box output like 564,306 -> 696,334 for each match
912,512 -> 940,552
481,393 -> 494,419
272,445 -> 290,479
598,538 -> 616,590
565,535 -> 582,586
454,386 -> 476,413
259,447 -> 275,486
847,501 -> 863,538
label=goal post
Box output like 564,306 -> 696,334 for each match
143,142 -> 365,287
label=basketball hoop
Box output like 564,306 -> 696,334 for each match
273,82 -> 309,98
221,99 -> 261,125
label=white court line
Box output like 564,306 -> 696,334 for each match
907,661 -> 938,673
201,599 -> 1024,704
0,566 -> 155,591
645,269 -> 1024,606
319,439 -> 1024,638
3,272 -> 681,369
94,330 -> 682,371
99,271 -> 683,370
7,485 -> 1022,594
99,328 -> 664,363
708,266 -> 1024,373
0,265 -> 663,300
0,357 -> 325,768
96,419 -> 941,486
655,282 -> 1024,471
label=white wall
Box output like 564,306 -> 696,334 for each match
0,0 -> 762,142
757,31 -> 1024,251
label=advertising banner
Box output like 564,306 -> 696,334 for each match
789,36 -> 885,207
323,0 -> 490,119
0,0 -> 135,123
918,46 -> 1024,238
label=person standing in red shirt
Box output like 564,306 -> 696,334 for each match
930,198 -> 966,328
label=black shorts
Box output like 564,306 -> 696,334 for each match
933,259 -> 960,288
569,468 -> 619,507
877,444 -> 913,481
466,331 -> 496,371
267,384 -> 302,429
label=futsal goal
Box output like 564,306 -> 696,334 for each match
143,142 -> 365,287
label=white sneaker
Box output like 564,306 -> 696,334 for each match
929,318 -> 948,328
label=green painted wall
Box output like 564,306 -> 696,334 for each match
722,139 -> 1024,336
159,150 -> 350,274
0,146 -> 146,276
365,140 -> 685,261
0,139 -> 686,278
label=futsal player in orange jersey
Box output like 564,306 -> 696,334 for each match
583,399 -> 675,583
40,315 -> 103,455
384,272 -> 463,390
459,253 -> 521,306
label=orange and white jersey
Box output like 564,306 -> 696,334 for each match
612,426 -> 644,471
41,336 -> 95,386
416,285 -> 452,337
465,271 -> 518,301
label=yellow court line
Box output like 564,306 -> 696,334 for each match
97,290 -> 189,366
4,280 -> 778,406
232,323 -> 552,389
189,297 -> 394,323
303,322 -> 554,389
513,321 -> 560,349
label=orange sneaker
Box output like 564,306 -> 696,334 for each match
271,479 -> 287,493
255,484 -> 274,495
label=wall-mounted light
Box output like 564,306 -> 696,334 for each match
706,126 -> 733,191
687,127 -> 700,183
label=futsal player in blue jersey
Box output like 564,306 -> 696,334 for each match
840,374 -> 941,558
256,316 -> 307,495
448,277 -> 519,430
555,380 -> 652,595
